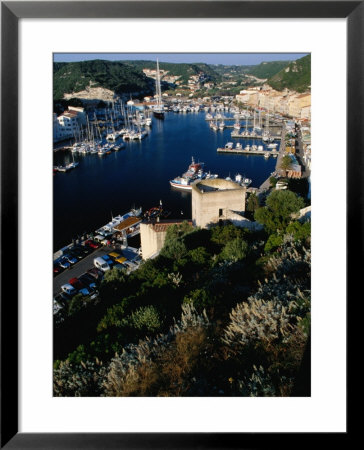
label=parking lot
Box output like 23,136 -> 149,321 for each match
53,245 -> 140,296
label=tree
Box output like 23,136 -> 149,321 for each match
98,268 -> 128,307
286,221 -> 311,243
220,238 -> 249,262
280,155 -> 293,175
164,221 -> 193,244
254,190 -> 305,233
211,223 -> 246,246
269,177 -> 278,188
68,293 -> 85,316
246,192 -> 260,214
160,238 -> 188,262
96,299 -> 131,332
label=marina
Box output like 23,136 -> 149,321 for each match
51,52 -> 312,399
53,111 -> 277,250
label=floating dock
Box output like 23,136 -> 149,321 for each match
217,147 -> 279,157
231,133 -> 281,140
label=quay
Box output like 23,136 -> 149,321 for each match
258,124 -> 287,191
231,133 -> 282,140
53,146 -> 73,152
217,147 -> 279,157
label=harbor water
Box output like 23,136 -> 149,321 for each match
53,112 -> 277,250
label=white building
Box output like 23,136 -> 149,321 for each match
53,107 -> 86,143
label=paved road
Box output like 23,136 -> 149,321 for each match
53,246 -> 116,296
295,129 -> 311,178
258,123 -> 286,191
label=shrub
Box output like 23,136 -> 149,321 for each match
264,233 -> 283,253
223,298 -> 293,347
130,306 -> 163,334
53,360 -> 107,397
220,238 -> 249,262
103,303 -> 210,396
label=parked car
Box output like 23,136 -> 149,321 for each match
108,251 -> 122,261
54,292 -> 71,303
67,248 -> 83,260
115,256 -> 127,264
53,263 -> 62,274
69,277 -> 91,296
61,283 -> 77,297
124,261 -> 138,271
102,254 -> 113,266
58,257 -> 71,269
75,245 -> 91,256
94,257 -> 111,272
87,267 -> 104,280
64,254 -> 78,265
78,273 -> 97,290
84,239 -> 100,249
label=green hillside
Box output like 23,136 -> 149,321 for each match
246,60 -> 291,79
53,60 -> 154,100
124,60 -> 221,84
267,54 -> 311,93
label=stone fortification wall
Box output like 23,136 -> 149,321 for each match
140,223 -> 167,260
192,179 -> 246,228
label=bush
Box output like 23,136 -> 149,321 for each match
183,288 -> 212,311
53,360 -> 106,397
220,238 -> 249,262
264,233 -> 283,253
130,306 -> 163,334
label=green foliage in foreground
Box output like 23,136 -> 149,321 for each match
254,190 -> 305,234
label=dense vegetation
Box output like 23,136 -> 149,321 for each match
246,60 -> 292,79
268,54 -> 311,92
53,60 -> 154,100
53,56 -> 309,101
54,189 -> 311,397
123,60 -> 221,84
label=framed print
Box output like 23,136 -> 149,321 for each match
1,1 -> 359,448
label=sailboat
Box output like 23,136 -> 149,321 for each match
153,59 -> 165,119
65,153 -> 79,170
262,110 -> 271,142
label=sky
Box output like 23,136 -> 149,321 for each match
53,53 -> 308,66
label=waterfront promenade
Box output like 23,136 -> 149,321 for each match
258,123 -> 287,191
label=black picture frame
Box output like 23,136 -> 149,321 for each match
1,1 -> 358,448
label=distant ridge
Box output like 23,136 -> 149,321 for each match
246,60 -> 292,80
267,54 -> 311,93
53,60 -> 154,100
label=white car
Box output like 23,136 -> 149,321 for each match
61,283 -> 77,297
93,257 -> 111,272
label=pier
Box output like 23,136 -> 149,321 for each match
231,133 -> 282,140
217,147 -> 279,157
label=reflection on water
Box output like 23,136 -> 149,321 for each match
54,112 -> 276,249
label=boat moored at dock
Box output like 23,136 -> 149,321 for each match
170,157 -> 217,191
95,208 -> 143,238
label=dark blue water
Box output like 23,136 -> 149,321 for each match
54,112 -> 276,250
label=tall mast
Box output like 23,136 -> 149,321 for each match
156,58 -> 162,108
